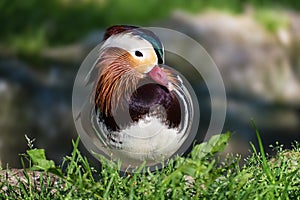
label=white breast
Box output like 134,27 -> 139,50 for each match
100,116 -> 186,166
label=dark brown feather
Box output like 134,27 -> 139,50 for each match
103,25 -> 138,41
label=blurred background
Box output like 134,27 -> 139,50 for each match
0,0 -> 300,168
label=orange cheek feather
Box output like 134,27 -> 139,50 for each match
132,51 -> 157,73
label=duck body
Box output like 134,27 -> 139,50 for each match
90,25 -> 192,164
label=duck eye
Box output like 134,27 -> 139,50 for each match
135,51 -> 143,57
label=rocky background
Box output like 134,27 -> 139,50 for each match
1,1 -> 300,167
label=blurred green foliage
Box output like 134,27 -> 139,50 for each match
0,0 -> 300,56
254,8 -> 290,32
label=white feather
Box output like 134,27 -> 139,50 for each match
105,116 -> 185,163
101,33 -> 158,64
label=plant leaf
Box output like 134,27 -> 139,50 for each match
27,149 -> 63,178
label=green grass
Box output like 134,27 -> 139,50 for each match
0,130 -> 299,199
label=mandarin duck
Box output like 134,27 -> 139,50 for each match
76,25 -> 197,169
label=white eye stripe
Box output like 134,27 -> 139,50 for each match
102,33 -> 153,53
101,33 -> 158,64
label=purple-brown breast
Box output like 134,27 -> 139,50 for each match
129,83 -> 181,128
98,82 -> 181,132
